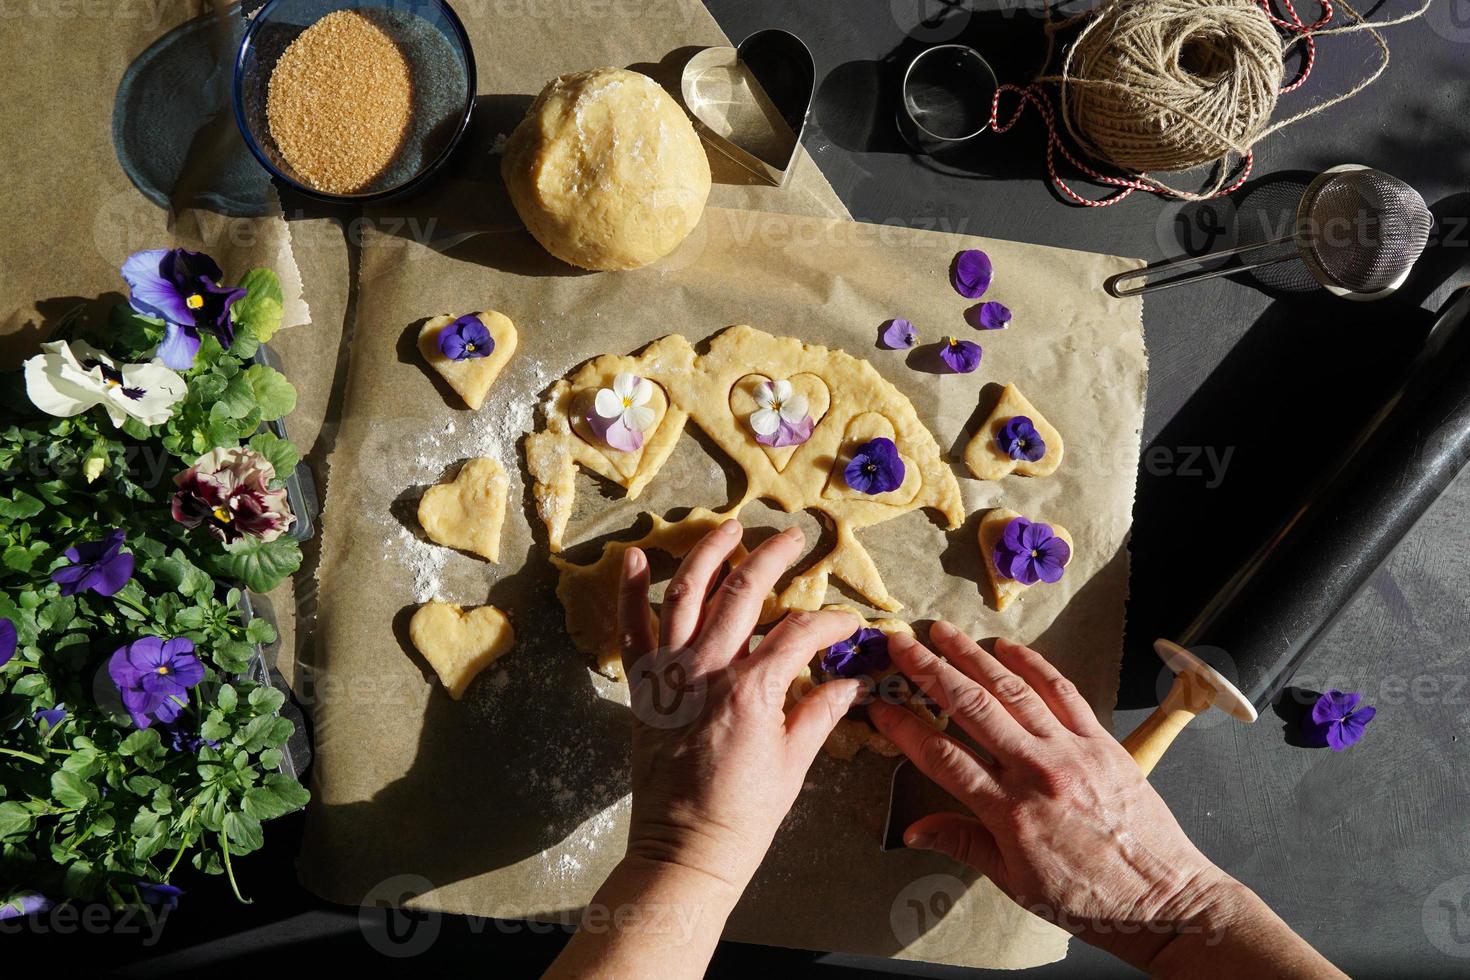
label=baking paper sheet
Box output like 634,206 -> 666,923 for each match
298,205 -> 1145,969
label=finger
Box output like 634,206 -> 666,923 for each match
784,677 -> 863,763
887,633 -> 1037,763
992,636 -> 1105,737
903,813 -> 1003,880
869,700 -> 1002,810
660,519 -> 742,652
749,607 -> 860,692
695,526 -> 805,654
928,622 -> 1063,737
617,548 -> 657,685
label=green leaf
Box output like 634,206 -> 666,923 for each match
2,541 -> 48,573
35,595 -> 76,633
50,770 -> 96,809
245,617 -> 278,646
240,786 -> 292,821
247,431 -> 299,484
243,365 -> 296,422
217,683 -> 238,712
0,490 -> 44,520
223,811 -> 264,851
214,640 -> 254,674
0,802 -> 34,840
232,269 -> 285,343
153,552 -> 214,598
263,772 -> 310,811
210,371 -> 257,421
214,536 -> 301,594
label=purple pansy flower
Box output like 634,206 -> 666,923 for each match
33,703 -> 67,733
0,893 -> 53,920
121,249 -> 245,370
951,249 -> 993,299
939,337 -> 982,373
108,636 -> 204,729
881,319 -> 919,350
1303,690 -> 1376,751
998,416 -> 1046,462
137,882 -> 183,909
821,627 -> 891,679
973,301 -> 1012,330
437,314 -> 494,361
992,516 -> 1070,585
844,438 -> 905,495
0,618 -> 15,667
50,529 -> 134,597
162,722 -> 220,754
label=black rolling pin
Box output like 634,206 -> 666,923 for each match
1123,287 -> 1470,773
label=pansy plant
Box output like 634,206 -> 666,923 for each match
121,248 -> 246,369
749,379 -> 814,448
24,340 -> 186,429
588,372 -> 657,452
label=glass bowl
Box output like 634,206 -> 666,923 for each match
232,0 -> 476,202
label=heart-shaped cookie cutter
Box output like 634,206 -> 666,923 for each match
680,28 -> 814,188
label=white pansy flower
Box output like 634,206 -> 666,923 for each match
593,372 -> 656,433
749,379 -> 810,436
24,340 -> 186,429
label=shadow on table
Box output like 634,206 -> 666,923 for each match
1118,192 -> 1470,713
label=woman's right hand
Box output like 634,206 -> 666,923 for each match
869,623 -> 1248,972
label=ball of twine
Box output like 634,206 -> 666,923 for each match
1058,0 -> 1284,175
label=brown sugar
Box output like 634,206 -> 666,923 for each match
265,10 -> 413,195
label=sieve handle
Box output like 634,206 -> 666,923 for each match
1105,234 -> 1296,297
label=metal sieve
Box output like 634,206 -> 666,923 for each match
1106,165 -> 1434,300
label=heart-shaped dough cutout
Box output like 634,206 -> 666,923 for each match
728,372 -> 831,472
570,378 -> 671,481
822,412 -> 921,506
964,383 -> 1064,481
418,457 -> 509,562
418,311 -> 518,411
978,507 -> 1074,611
408,601 -> 515,700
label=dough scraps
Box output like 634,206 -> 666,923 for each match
788,607 -> 948,760
964,383 -> 1064,481
528,325 -> 965,672
978,507 -> 1074,612
418,457 -> 509,563
418,311 -> 519,411
408,601 -> 516,700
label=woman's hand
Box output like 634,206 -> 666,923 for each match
547,519 -> 863,980
617,519 -> 862,893
869,624 -> 1341,977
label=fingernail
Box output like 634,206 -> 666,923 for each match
930,620 -> 955,640
781,525 -> 804,541
719,519 -> 740,535
905,832 -> 937,850
623,548 -> 645,574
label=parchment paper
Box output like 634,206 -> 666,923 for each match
298,206 -> 1145,969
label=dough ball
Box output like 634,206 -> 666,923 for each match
501,67 -> 711,271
